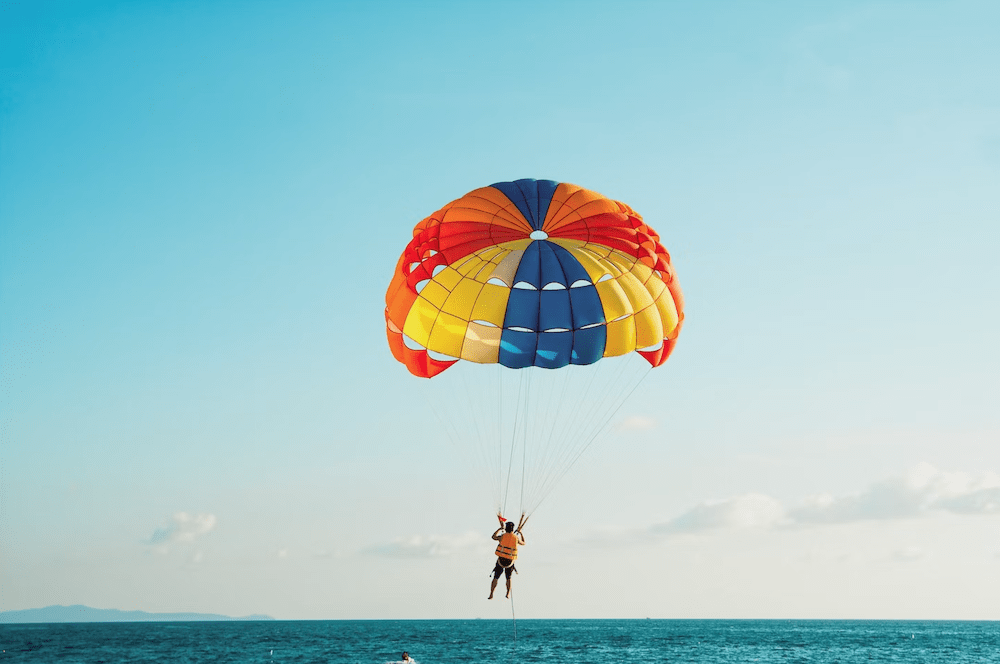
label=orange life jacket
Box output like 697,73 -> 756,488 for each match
495,532 -> 518,560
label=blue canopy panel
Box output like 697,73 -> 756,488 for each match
511,241 -> 543,289
571,326 -> 606,365
535,331 -> 574,368
537,240 -> 567,287
505,288 -> 540,332
539,289 -> 571,332
499,239 -> 607,369
490,179 -> 559,231
499,330 -> 537,369
547,242 -> 591,285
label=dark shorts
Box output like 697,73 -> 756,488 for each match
492,558 -> 514,579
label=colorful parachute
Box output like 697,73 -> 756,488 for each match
385,179 -> 684,515
385,179 -> 684,376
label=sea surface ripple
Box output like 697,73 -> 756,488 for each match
1,618 -> 998,663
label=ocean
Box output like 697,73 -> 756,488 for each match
1,619 -> 998,663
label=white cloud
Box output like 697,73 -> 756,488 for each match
934,488 -> 1000,515
653,464 -> 1000,537
790,463 -> 1000,524
789,482 -> 924,524
655,493 -> 785,535
367,531 -> 482,558
148,512 -> 217,546
619,416 -> 656,431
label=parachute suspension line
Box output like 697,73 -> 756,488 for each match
525,356 -> 651,513
496,364 -> 504,512
519,370 -> 531,516
519,366 -> 582,513
574,358 -> 635,448
529,363 -> 578,512
527,364 -> 573,514
425,396 -> 472,473
523,368 -> 548,515
532,363 -> 653,511
569,363 -> 651,477
523,364 -> 564,516
524,357 -> 614,512
549,364 -> 574,443
426,365 -> 506,511
459,366 -> 496,506
502,370 -> 526,518
468,367 -> 492,506
531,358 -> 642,509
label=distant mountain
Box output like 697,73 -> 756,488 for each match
0,605 -> 275,623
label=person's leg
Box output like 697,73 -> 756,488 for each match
505,567 -> 513,598
489,564 -> 502,599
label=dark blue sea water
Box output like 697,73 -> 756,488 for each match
1,619 -> 998,663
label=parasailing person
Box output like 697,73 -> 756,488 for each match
384,179 -> 684,597
489,513 -> 527,599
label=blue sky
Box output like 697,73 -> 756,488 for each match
2,0 -> 999,619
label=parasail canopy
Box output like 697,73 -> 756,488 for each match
385,179 -> 684,377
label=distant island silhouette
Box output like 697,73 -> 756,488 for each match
0,605 -> 275,623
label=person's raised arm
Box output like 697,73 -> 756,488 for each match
516,513 -> 528,544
